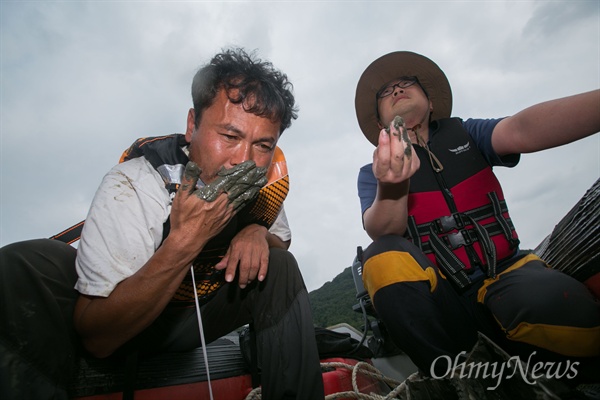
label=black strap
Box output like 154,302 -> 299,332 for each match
49,220 -> 84,244
411,221 -> 513,256
248,323 -> 260,388
414,200 -> 513,237
123,350 -> 140,400
406,216 -> 423,252
427,213 -> 499,290
50,218 -> 171,247
464,215 -> 497,278
488,192 -> 519,249
427,225 -> 472,290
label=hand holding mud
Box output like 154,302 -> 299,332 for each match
385,116 -> 413,157
167,160 -> 266,260
373,115 -> 420,185
190,160 -> 267,211
180,161 -> 270,289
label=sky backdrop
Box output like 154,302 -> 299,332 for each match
1,0 -> 599,292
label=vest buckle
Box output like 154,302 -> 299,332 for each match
434,213 -> 465,234
445,229 -> 474,249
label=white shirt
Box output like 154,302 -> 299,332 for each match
75,156 -> 291,297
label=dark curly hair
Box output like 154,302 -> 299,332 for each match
191,48 -> 298,134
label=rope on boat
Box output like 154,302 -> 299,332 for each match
322,361 -> 404,399
244,387 -> 261,400
243,361 -> 416,400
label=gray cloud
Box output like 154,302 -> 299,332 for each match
1,1 -> 598,292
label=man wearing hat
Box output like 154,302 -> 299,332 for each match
355,51 -> 600,377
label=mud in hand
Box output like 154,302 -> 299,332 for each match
385,115 -> 413,157
191,160 -> 267,211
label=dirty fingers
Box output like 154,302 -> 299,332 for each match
385,115 -> 413,158
192,160 -> 267,210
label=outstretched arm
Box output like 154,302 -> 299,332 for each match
492,89 -> 600,156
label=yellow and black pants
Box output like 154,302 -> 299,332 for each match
362,234 -> 600,377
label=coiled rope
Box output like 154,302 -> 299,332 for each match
243,361 -> 415,400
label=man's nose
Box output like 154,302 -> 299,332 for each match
230,143 -> 252,165
392,86 -> 405,96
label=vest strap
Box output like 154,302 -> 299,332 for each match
49,220 -> 85,244
488,192 -> 520,249
427,225 -> 472,290
406,216 -> 423,252
415,199 -> 513,236
426,214 -> 499,289
409,220 -> 513,256
465,215 -> 497,278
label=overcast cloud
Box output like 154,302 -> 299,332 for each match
1,0 -> 599,292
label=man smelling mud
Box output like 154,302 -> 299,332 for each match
0,47 -> 324,400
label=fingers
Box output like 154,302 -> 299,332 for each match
373,129 -> 391,177
388,115 -> 412,163
194,161 -> 266,210
230,173 -> 268,212
373,115 -> 422,184
214,248 -> 242,286
409,145 -> 421,173
180,161 -> 202,194
217,159 -> 256,178
256,254 -> 269,282
195,173 -> 228,202
214,225 -> 270,289
217,247 -> 260,289
214,250 -> 230,273
224,163 -> 267,212
235,247 -> 269,289
374,127 -> 412,179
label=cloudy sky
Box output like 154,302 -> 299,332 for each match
1,0 -> 598,293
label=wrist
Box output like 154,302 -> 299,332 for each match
377,180 -> 409,199
243,224 -> 268,237
159,232 -> 208,266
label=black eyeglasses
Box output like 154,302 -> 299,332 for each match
377,76 -> 419,99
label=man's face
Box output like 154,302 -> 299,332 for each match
185,89 -> 281,184
376,77 -> 432,128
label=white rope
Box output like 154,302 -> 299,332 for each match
322,361 -> 406,400
242,361 -> 412,400
190,265 -> 214,400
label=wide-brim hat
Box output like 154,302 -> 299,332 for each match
355,51 -> 453,146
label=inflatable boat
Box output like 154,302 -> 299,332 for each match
69,179 -> 599,400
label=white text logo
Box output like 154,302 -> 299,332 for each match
430,352 -> 579,390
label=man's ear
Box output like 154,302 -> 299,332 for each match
185,108 -> 195,141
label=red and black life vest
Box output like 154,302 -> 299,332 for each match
404,118 -> 519,289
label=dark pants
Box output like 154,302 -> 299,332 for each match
362,235 -> 600,377
0,239 -> 79,400
0,239 -> 324,400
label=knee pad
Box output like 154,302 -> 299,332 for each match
363,250 -> 438,302
478,254 -> 600,357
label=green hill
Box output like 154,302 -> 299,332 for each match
308,266 -> 365,331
